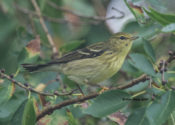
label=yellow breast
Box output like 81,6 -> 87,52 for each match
61,51 -> 127,85
88,52 -> 126,84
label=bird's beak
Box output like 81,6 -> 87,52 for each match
130,36 -> 139,40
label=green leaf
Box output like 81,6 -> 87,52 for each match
0,80 -> 15,103
146,91 -> 175,125
125,81 -> 149,93
84,90 -> 130,117
67,111 -> 80,125
18,37 -> 41,64
18,48 -> 40,64
129,53 -> 156,76
167,111 -> 175,125
0,89 -> 26,123
125,108 -> 150,125
143,39 -> 156,62
162,23 -> 175,32
10,100 -> 27,125
122,59 -> 139,74
124,0 -> 147,24
0,74 -> 26,120
22,97 -> 36,125
25,71 -> 58,92
38,108 -> 68,125
126,91 -> 175,125
144,8 -> 175,25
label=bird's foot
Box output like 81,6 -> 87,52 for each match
99,86 -> 109,94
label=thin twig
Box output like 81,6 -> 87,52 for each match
14,3 -> 123,25
14,4 -> 68,24
115,74 -> 149,90
160,60 -> 167,85
31,0 -> 58,58
0,70 -> 77,97
55,75 -> 66,90
158,50 -> 175,85
36,74 -> 149,121
47,1 -> 124,21
166,51 -> 175,64
36,93 -> 99,121
14,5 -> 98,25
53,89 -> 77,96
112,7 -> 125,19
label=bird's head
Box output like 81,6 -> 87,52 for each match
109,32 -> 139,52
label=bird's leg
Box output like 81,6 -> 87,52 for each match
84,80 -> 109,94
74,82 -> 84,96
56,74 -> 67,93
84,79 -> 101,88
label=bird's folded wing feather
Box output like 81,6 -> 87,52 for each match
49,42 -> 108,64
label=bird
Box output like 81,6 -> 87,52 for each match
23,32 -> 138,86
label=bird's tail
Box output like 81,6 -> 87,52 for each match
22,63 -> 50,72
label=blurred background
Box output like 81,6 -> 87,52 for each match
0,0 -> 175,125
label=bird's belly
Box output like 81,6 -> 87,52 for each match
62,57 -> 125,85
88,59 -> 122,84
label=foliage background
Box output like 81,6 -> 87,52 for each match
0,0 -> 175,125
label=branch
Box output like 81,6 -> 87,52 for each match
47,1 -> 124,21
0,69 -> 77,97
115,74 -> 149,89
158,50 -> 175,85
166,50 -> 175,64
159,60 -> 167,85
30,0 -> 58,58
14,2 -> 124,26
36,51 -> 175,120
14,4 -> 68,24
36,92 -> 99,121
36,74 -> 149,121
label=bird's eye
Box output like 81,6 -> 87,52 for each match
120,36 -> 126,40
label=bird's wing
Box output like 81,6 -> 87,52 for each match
22,42 -> 108,72
49,42 -> 108,64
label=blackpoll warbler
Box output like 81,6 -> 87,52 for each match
23,32 -> 138,85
